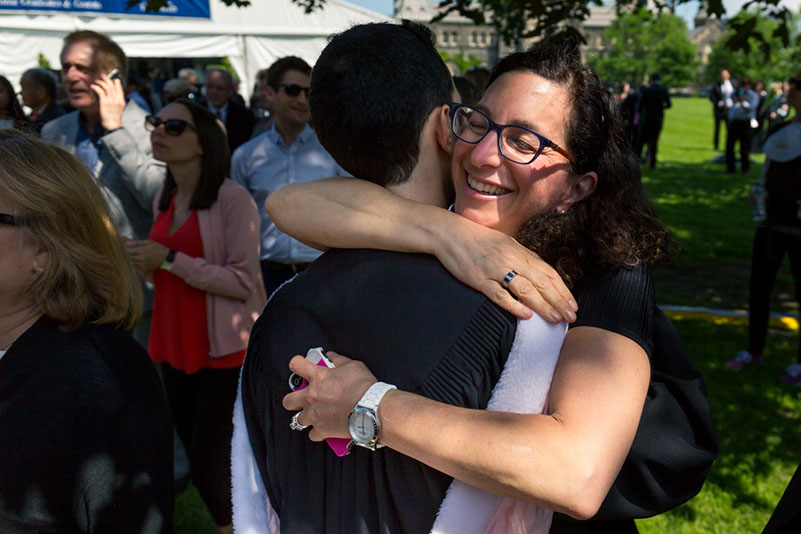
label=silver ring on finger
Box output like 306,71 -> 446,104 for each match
502,270 -> 519,289
290,411 -> 309,431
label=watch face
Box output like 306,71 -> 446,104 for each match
347,408 -> 378,444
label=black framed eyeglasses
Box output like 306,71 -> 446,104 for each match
449,103 -> 574,164
277,83 -> 310,97
0,213 -> 18,226
144,115 -> 196,136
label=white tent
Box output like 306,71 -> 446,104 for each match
0,0 -> 388,92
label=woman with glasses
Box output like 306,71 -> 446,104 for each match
0,75 -> 29,131
730,71 -> 801,385
0,130 -> 172,532
126,98 -> 266,534
267,43 -> 714,532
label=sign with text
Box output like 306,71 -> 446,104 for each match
0,0 -> 211,18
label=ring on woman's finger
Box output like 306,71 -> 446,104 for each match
289,412 -> 309,431
502,270 -> 519,288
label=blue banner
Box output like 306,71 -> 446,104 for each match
0,0 -> 211,18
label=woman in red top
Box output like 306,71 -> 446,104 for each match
127,98 -> 266,533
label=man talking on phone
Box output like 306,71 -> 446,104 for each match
42,30 -> 165,345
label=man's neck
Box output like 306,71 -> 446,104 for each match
386,151 -> 450,208
275,120 -> 305,147
80,105 -> 102,130
34,101 -> 50,115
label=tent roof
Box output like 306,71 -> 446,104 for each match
0,0 -> 388,35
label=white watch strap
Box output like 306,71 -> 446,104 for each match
358,382 -> 397,412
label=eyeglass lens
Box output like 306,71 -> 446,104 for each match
145,116 -> 190,136
280,84 -> 310,97
452,107 -> 541,164
0,213 -> 17,226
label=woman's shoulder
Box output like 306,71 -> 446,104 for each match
216,179 -> 258,210
569,264 -> 655,356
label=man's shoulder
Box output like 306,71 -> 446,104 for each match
41,110 -> 78,139
233,130 -> 272,161
274,249 -> 485,309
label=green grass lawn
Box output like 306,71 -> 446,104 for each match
174,97 -> 801,532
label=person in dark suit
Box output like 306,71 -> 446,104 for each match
638,73 -> 671,168
203,68 -> 255,153
19,68 -> 65,135
709,69 -> 734,151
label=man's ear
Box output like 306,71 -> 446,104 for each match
558,171 -> 597,210
436,104 -> 454,155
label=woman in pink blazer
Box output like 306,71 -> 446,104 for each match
127,98 -> 266,534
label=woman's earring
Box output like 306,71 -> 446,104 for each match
35,266 -> 43,274
559,209 -> 566,214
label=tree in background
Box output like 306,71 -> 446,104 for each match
703,9 -> 801,85
134,0 -> 798,57
588,9 -> 697,88
438,50 -> 483,75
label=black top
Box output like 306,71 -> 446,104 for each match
0,316 -> 173,533
764,122 -> 801,229
639,84 -> 671,123
553,265 -> 717,532
242,249 -> 517,534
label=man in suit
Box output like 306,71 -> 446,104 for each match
41,30 -> 165,344
709,69 -> 734,151
203,67 -> 255,153
231,56 -> 347,295
638,73 -> 672,169
19,68 -> 65,135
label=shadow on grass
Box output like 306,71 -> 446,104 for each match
678,321 -> 801,508
642,159 -> 798,312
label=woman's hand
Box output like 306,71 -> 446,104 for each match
282,351 -> 377,442
436,220 -> 577,323
125,239 -> 169,274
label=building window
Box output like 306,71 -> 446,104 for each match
470,31 -> 477,46
442,32 -> 449,45
452,31 -> 458,45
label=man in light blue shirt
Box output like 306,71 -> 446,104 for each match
231,56 -> 348,294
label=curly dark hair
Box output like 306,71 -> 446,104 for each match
0,75 -> 29,130
489,40 -> 674,285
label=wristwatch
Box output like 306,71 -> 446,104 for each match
160,249 -> 176,271
347,382 -> 397,451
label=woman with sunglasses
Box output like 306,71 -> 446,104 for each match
0,131 -> 172,532
730,71 -> 801,384
267,43 -> 714,532
0,75 -> 29,131
127,98 -> 266,534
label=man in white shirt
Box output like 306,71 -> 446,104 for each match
231,56 -> 348,294
726,75 -> 760,174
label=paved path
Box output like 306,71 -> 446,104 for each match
663,305 -> 799,331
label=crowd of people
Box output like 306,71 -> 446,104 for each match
0,20 -> 798,534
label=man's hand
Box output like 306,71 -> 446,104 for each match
91,74 -> 126,131
282,351 -> 377,442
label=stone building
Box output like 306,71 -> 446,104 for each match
394,0 -> 627,71
689,7 -> 726,66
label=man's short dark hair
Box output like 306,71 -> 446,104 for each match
23,68 -> 57,100
266,57 -> 311,88
63,30 -> 127,77
309,20 -> 454,186
205,68 -> 234,89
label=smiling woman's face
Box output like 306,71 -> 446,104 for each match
451,71 -> 577,237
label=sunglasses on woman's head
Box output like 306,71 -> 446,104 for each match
277,83 -> 310,97
0,213 -> 17,226
144,115 -> 196,136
